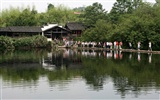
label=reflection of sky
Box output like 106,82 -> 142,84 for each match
1,76 -> 119,99
1,76 -> 160,99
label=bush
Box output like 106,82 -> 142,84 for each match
13,37 -> 33,48
0,36 -> 14,50
13,35 -> 48,49
0,35 -> 49,50
32,35 -> 48,47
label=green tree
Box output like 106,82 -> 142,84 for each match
111,0 -> 142,14
46,4 -> 78,25
14,8 -> 38,26
47,3 -> 54,11
0,7 -> 21,26
109,0 -> 142,24
82,19 -> 114,42
156,0 -> 160,4
79,2 -> 107,28
114,3 -> 160,49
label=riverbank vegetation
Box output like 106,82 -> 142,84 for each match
1,0 -> 160,50
0,35 -> 49,50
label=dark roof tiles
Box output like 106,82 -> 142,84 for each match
0,26 -> 42,33
66,22 -> 85,31
9,26 -> 42,33
0,27 -> 11,32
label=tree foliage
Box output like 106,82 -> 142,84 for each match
0,7 -> 21,26
14,8 -> 38,26
80,1 -> 160,50
0,4 -> 80,27
79,2 -> 107,28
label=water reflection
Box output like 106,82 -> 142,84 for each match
129,53 -> 132,60
138,52 -> 141,62
148,53 -> 152,63
0,49 -> 160,99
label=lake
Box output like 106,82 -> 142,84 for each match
0,49 -> 160,100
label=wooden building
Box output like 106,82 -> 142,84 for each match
0,22 -> 84,40
0,26 -> 42,37
42,24 -> 71,41
65,22 -> 85,37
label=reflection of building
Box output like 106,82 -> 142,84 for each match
42,49 -> 82,71
43,52 -> 64,70
42,52 -> 56,71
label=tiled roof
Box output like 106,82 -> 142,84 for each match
0,26 -> 42,33
65,22 -> 85,31
0,27 -> 10,32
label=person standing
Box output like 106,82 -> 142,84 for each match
138,42 -> 141,50
109,42 -> 113,49
119,41 -> 123,49
129,42 -> 132,49
98,42 -> 101,48
114,41 -> 116,49
148,42 -> 152,51
116,41 -> 119,49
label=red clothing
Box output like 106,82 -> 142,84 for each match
116,42 -> 118,45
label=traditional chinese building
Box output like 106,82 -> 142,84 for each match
65,22 -> 85,37
0,26 -> 42,37
42,24 -> 71,41
0,22 -> 85,40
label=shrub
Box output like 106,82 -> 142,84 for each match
0,36 -> 14,50
13,35 -> 48,48
0,35 -> 49,50
13,37 -> 33,48
32,35 -> 48,47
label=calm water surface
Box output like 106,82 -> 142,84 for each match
0,49 -> 160,100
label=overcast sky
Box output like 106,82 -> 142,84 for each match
0,0 -> 156,13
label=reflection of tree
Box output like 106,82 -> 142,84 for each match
82,68 -> 105,90
113,77 -> 141,98
81,57 -> 110,90
0,49 -> 47,64
1,49 -> 160,98
0,49 -> 47,82
114,77 -> 129,98
81,53 -> 160,98
0,66 -> 42,82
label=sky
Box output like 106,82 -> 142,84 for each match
0,0 -> 156,13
